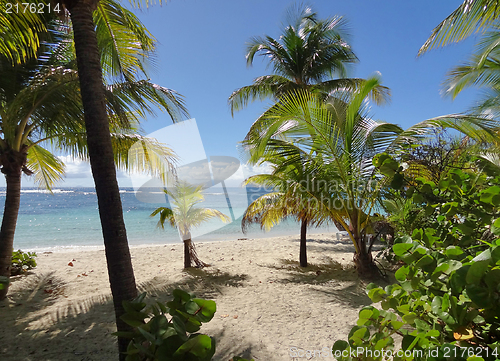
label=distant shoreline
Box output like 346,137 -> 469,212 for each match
23,229 -> 345,254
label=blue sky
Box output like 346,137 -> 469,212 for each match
13,0 -> 485,188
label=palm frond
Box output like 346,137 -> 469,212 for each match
228,75 -> 295,115
387,114 -> 500,152
0,0 -> 46,64
151,182 -> 230,238
419,0 -> 500,55
150,206 -> 176,229
231,4 -> 360,113
121,134 -> 177,185
444,26 -> 500,98
95,0 -> 157,82
106,80 -> 189,124
26,144 -> 65,190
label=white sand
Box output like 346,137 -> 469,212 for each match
0,234 -> 373,361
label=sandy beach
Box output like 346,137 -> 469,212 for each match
0,234 -> 374,361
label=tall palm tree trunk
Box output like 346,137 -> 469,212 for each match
299,219 -> 308,267
67,2 -> 137,359
0,164 -> 22,300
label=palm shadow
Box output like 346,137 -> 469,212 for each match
208,329 -> 262,361
261,258 -> 372,308
137,267 -> 249,300
0,267 -> 250,361
262,258 -> 351,284
1,271 -> 117,360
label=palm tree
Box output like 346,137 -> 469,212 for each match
243,77 -> 500,276
242,158 -> 330,268
151,181 -> 230,268
54,2 -> 162,355
0,25 -> 185,299
1,1 -> 183,358
228,3 -> 390,115
419,0 -> 500,55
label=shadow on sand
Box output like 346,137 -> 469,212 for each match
0,267 -> 251,361
261,258 -> 374,308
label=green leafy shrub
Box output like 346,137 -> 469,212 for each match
11,250 -> 37,276
0,276 -> 8,290
115,289 -> 217,361
333,165 -> 500,360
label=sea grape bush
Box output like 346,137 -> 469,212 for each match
333,157 -> 500,360
0,250 -> 38,291
115,289 -> 217,361
11,250 -> 37,276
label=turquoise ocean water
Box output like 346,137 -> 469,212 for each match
0,187 -> 337,252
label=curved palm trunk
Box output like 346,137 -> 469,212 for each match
350,219 -> 380,278
183,238 -> 209,268
67,2 -> 137,359
0,163 -> 23,300
352,231 -> 381,279
299,219 -> 307,267
353,242 -> 379,277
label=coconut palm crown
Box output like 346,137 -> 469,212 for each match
228,4 -> 390,115
151,181 -> 230,268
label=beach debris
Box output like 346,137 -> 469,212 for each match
231,257 -> 234,261
221,314 -> 229,318
67,262 -> 74,267
233,315 -> 238,319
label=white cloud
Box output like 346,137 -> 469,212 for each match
58,156 -> 92,180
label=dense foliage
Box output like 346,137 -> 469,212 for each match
115,289 -> 217,361
333,158 -> 500,360
11,249 -> 37,276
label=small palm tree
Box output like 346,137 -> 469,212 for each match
442,24 -> 500,117
151,182 -> 230,268
242,158 -> 330,268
